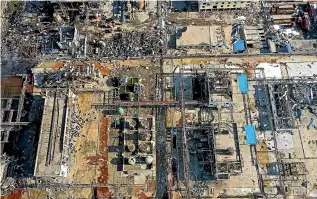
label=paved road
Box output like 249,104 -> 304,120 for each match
155,1 -> 169,198
30,51 -> 317,65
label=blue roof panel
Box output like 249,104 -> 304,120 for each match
238,74 -> 249,93
233,39 -> 245,52
244,125 -> 257,145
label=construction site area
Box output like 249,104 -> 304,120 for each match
1,1 -> 317,199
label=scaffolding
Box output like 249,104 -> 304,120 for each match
250,74 -> 317,198
163,65 -> 250,198
89,65 -> 286,198
267,78 -> 317,131
1,77 -> 29,153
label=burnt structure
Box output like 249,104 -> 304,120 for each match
268,79 -> 317,131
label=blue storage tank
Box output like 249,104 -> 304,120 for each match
285,43 -> 292,53
233,39 -> 246,53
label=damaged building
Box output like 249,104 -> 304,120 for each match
34,89 -> 73,177
157,65 -> 258,198
2,0 -> 317,198
198,0 -> 255,11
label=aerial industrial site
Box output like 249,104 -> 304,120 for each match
0,0 -> 317,198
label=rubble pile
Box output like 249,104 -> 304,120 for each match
35,63 -> 102,88
69,103 -> 84,153
100,30 -> 162,58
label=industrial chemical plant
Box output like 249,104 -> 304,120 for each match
1,0 -> 317,199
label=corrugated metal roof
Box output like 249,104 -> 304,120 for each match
233,39 -> 246,52
244,125 -> 257,145
237,74 -> 249,93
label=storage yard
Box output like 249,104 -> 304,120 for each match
1,1 -> 317,199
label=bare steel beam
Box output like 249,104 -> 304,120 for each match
18,182 -> 145,188
179,67 -> 190,199
92,100 -> 209,109
16,79 -> 27,122
1,122 -> 30,126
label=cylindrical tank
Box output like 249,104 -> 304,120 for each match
145,156 -> 153,164
91,64 -> 95,74
136,0 -> 144,9
139,131 -> 151,141
116,107 -> 124,115
127,2 -> 132,12
139,143 -> 150,153
99,41 -> 106,47
53,13 -> 62,23
139,119 -> 150,129
128,157 -> 136,165
126,141 -> 136,152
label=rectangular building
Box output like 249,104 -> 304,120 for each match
1,76 -> 28,154
34,89 -> 71,177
